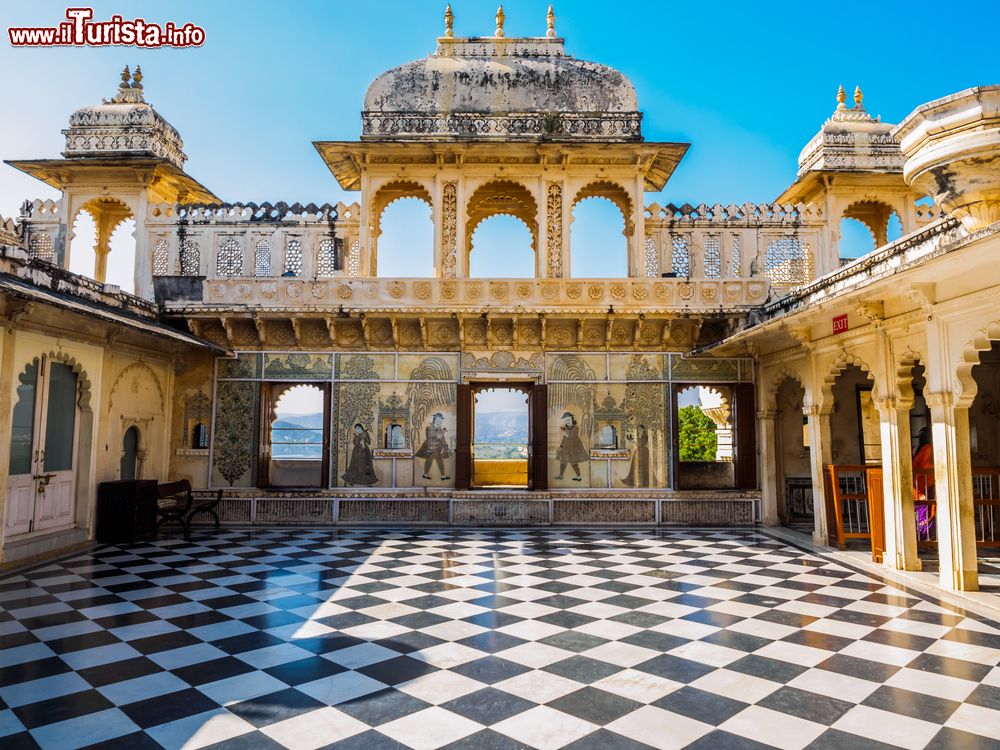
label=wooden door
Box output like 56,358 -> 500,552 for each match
865,467 -> 886,563
733,383 -> 758,490
257,382 -> 274,488
455,384 -> 472,490
531,385 -> 548,491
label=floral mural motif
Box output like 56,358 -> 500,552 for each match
263,353 -> 333,379
212,380 -> 258,486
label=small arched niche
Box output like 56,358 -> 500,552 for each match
121,425 -> 140,480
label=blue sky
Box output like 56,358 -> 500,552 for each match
2,0 -> 998,285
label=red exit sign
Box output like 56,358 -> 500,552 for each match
833,314 -> 849,335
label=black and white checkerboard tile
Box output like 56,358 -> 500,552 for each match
1,528 -> 999,749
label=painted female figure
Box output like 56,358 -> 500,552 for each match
342,423 -> 378,486
555,411 -> 587,481
416,412 -> 451,480
622,424 -> 652,487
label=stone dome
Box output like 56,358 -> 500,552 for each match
62,66 -> 187,168
361,38 -> 642,142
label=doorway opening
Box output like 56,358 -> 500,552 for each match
674,385 -> 736,490
262,383 -> 330,488
472,385 -> 530,488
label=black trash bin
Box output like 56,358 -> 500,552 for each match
96,479 -> 158,543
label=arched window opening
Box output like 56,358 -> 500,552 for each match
106,218 -> 136,293
473,386 -> 529,488
121,426 -> 140,480
470,215 -> 535,278
888,211 -> 903,243
216,237 -> 243,277
192,422 -> 209,449
675,385 -> 735,490
268,384 -> 327,488
254,240 -> 272,277
839,217 -> 875,262
764,238 -> 812,285
68,199 -> 135,288
377,197 -> 434,277
570,197 -> 626,278
67,210 -> 97,279
384,423 -> 404,450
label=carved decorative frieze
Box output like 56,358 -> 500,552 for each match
441,182 -> 458,278
546,183 -> 563,278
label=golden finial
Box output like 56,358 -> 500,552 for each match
495,5 -> 505,37
119,65 -> 131,88
836,84 -> 846,109
444,4 -> 454,37
853,85 -> 863,109
131,65 -> 143,89
546,5 -> 556,37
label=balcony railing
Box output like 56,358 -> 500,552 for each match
824,464 -> 1000,562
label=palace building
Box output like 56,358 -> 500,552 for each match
1,7 -> 998,596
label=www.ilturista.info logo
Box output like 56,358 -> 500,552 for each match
8,7 -> 205,47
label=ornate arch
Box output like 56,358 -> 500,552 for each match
109,361 -> 165,413
466,179 -> 539,249
370,180 -> 434,239
571,181 -> 634,237
766,365 -> 808,412
956,320 -> 1000,408
841,199 -> 897,248
30,351 -> 94,412
819,351 -> 879,412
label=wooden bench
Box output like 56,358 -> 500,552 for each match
156,480 -> 224,537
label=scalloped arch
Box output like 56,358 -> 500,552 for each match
956,320 -> 1000,407
820,351 -> 879,411
109,361 -> 165,413
17,351 -> 95,412
571,180 -> 634,236
371,180 -> 434,238
766,366 -> 808,411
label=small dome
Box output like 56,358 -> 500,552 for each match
62,66 -> 187,168
362,38 -> 642,142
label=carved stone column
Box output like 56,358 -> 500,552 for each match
804,404 -> 833,545
440,181 -> 458,279
926,391 -> 979,591
757,409 -> 780,526
877,396 -> 921,571
545,182 -> 564,278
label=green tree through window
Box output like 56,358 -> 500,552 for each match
678,405 -> 717,461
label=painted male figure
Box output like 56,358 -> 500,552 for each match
416,412 -> 451,480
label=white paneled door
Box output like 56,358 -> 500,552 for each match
5,357 -> 79,538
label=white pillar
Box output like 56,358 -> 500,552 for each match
805,404 -> 832,545
758,409 -> 780,526
878,398 -> 921,571
926,391 -> 979,591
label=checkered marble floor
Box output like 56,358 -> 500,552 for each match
2,529 -> 999,750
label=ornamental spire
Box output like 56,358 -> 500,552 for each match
444,4 -> 454,38
109,63 -> 145,104
546,5 -> 556,37
495,5 -> 505,37
836,84 -> 846,109
854,85 -> 864,109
